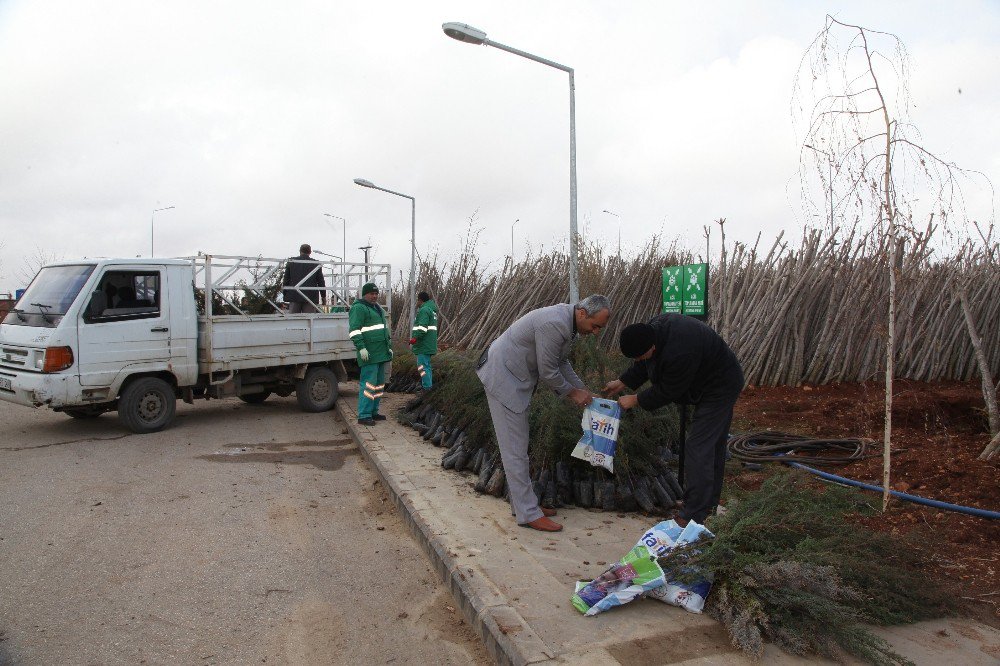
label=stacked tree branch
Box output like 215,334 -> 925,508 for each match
388,224 -> 999,387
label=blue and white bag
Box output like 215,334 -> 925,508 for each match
642,520 -> 715,613
571,398 -> 621,473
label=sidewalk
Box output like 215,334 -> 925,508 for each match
337,384 -> 1000,665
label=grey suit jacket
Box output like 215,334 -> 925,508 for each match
476,303 -> 586,414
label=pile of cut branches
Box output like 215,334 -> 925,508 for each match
665,471 -> 951,665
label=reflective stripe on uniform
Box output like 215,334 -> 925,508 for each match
413,325 -> 428,332
364,390 -> 376,399
352,323 -> 385,338
427,325 -> 437,330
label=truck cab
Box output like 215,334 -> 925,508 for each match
0,259 -> 197,421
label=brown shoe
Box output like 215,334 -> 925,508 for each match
541,507 -> 558,517
520,516 -> 563,532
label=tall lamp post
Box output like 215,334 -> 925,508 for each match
150,205 -> 175,257
442,22 -> 579,303
353,178 -> 417,329
511,218 -> 519,258
602,209 -> 621,257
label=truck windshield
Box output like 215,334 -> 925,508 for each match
2,264 -> 96,328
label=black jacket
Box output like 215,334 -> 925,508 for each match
620,314 -> 743,410
282,254 -> 326,304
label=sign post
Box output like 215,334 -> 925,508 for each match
662,262 -> 710,491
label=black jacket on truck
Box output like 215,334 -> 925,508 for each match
282,254 -> 326,304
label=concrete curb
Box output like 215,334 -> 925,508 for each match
336,399 -> 551,666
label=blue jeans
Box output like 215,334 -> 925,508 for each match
416,354 -> 433,389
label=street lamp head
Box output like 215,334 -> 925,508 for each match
442,22 -> 488,45
353,178 -> 375,188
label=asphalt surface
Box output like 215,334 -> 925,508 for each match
0,395 -> 490,665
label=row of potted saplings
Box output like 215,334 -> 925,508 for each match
400,397 -> 686,514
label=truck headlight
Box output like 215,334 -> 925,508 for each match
41,346 -> 74,372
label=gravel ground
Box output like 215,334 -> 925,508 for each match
0,395 -> 490,665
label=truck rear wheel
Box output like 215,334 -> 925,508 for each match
296,366 -> 338,412
118,377 -> 176,433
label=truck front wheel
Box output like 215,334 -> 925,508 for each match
296,366 -> 338,412
118,377 -> 176,433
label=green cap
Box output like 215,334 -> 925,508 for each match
362,282 -> 379,296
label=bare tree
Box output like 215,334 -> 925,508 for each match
794,16 -> 986,510
15,247 -> 65,287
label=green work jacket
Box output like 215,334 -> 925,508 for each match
349,300 -> 392,366
411,300 -> 439,355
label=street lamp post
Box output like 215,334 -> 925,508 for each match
511,218 -> 519,258
353,178 -> 417,329
602,209 -> 621,257
150,205 -> 175,257
443,22 -> 579,303
322,213 -> 348,269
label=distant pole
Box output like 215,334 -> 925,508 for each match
150,206 -> 175,257
511,218 -> 519,258
359,245 -> 372,284
602,209 -> 621,257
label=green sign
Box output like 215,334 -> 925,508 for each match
661,267 -> 683,313
662,263 -> 708,317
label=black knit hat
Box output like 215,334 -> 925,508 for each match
619,323 -> 655,358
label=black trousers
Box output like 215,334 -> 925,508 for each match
679,372 -> 744,523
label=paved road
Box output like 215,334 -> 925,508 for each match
0,395 -> 489,665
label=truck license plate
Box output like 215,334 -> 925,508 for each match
0,377 -> 12,391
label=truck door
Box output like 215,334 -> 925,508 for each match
77,267 -> 171,387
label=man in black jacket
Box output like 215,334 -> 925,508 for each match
282,244 -> 326,313
604,314 -> 744,525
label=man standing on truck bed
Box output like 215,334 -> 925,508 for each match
350,282 -> 392,426
282,244 -> 326,313
409,291 -> 438,391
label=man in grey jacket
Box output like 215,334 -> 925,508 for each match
476,295 -> 611,532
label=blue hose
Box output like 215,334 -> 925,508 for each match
785,460 -> 1000,520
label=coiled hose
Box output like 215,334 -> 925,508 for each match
728,431 -> 1000,520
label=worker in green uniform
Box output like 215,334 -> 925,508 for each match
349,282 -> 392,426
409,291 -> 438,390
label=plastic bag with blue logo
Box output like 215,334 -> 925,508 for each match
571,542 -> 665,616
642,519 -> 715,613
571,397 -> 621,473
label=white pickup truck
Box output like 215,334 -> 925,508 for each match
0,253 -> 391,433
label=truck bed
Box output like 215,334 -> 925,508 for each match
198,313 -> 357,373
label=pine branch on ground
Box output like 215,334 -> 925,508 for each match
666,471 -> 951,665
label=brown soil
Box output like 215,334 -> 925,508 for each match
730,379 -> 999,625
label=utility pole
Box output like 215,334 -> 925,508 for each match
359,245 -> 372,284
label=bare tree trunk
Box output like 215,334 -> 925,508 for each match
982,432 -> 1000,461
956,283 -> 1000,456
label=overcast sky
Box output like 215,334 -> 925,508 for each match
1,0 -> 997,294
